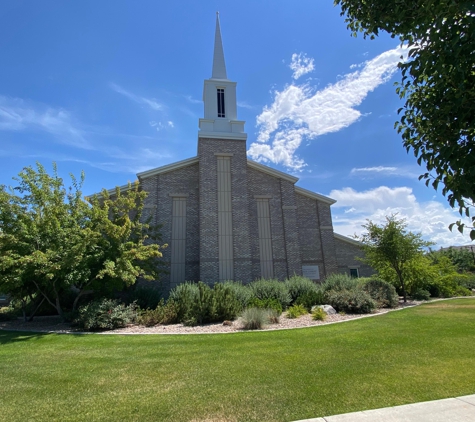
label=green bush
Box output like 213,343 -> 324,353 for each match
137,300 -> 178,326
248,297 -> 283,315
322,273 -> 359,292
249,278 -> 291,308
168,282 -> 200,321
411,288 -> 431,301
453,286 -> 473,297
459,273 -> 475,290
294,289 -> 326,311
311,307 -> 327,321
286,304 -> 308,319
241,307 -> 269,330
361,278 -> 399,308
327,288 -> 376,314
285,276 -> 317,303
266,308 -> 280,324
75,299 -> 137,331
130,285 -> 162,310
169,281 -> 241,325
212,283 -> 242,322
0,306 -> 18,321
219,281 -> 252,310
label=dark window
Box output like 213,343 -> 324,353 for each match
349,268 -> 359,278
217,88 -> 225,117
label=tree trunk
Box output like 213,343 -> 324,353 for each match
55,296 -> 64,321
27,297 -> 45,322
72,289 -> 94,311
396,270 -> 407,303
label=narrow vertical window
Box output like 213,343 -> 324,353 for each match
217,88 -> 225,117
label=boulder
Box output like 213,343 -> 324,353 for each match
311,304 -> 336,315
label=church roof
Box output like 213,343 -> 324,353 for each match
136,156 -> 199,179
334,232 -> 363,246
294,186 -> 336,205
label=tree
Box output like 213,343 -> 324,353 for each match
359,215 -> 432,302
428,246 -> 475,273
0,163 -> 165,320
335,0 -> 475,240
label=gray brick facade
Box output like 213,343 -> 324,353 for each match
137,155 -> 372,294
334,236 -> 375,278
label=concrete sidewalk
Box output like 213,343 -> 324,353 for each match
294,394 -> 475,422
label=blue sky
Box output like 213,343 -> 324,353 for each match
0,1 -> 471,247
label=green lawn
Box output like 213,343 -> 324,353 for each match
1,299 -> 474,422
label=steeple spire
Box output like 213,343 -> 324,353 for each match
211,12 -> 228,80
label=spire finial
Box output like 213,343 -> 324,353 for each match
211,12 -> 227,79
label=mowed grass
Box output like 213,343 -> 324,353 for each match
1,299 -> 475,422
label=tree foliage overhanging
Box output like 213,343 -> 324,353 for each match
335,0 -> 475,239
0,163 -> 166,319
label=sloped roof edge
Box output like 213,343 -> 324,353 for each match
295,186 -> 336,205
334,232 -> 363,246
247,159 -> 299,183
137,156 -> 199,179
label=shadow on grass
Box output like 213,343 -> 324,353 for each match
0,330 -> 88,345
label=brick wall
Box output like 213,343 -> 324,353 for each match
141,163 -> 200,293
334,237 -> 375,278
198,137 -> 252,284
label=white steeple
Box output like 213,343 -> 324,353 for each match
198,13 -> 246,140
211,13 -> 227,80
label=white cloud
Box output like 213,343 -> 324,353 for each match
168,121 -> 174,128
350,165 -> 419,178
289,53 -> 315,80
110,83 -> 163,111
0,95 -> 91,149
248,46 -> 407,170
329,186 -> 472,247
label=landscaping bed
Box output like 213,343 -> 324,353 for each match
0,300 -> 419,334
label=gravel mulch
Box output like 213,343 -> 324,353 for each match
0,301 -> 420,335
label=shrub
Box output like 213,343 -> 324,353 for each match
249,278 -> 291,308
285,276 -> 317,303
294,289 -> 326,311
361,278 -> 399,308
248,297 -> 283,315
219,281 -> 252,310
129,285 -> 162,310
327,288 -> 376,314
137,300 -> 178,326
311,307 -> 327,321
75,299 -> 137,331
322,273 -> 359,292
286,304 -> 308,319
266,309 -> 280,324
212,283 -> 242,322
0,306 -> 18,321
453,286 -> 472,297
459,273 -> 475,290
168,282 -> 200,321
170,282 -> 241,325
240,307 -> 268,330
411,288 -> 431,301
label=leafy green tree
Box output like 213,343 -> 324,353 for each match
0,163 -> 165,320
335,0 -> 475,239
359,215 -> 432,302
428,246 -> 475,273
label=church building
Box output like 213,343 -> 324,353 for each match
116,15 -> 373,292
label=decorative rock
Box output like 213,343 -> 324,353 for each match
222,320 -> 233,326
311,305 -> 336,315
